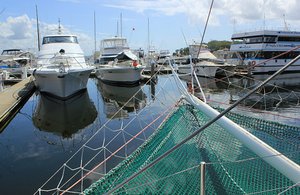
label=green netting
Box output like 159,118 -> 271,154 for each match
84,104 -> 300,195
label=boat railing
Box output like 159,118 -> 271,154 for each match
167,56 -> 207,103
36,52 -> 89,70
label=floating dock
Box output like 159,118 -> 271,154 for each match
0,76 -> 35,131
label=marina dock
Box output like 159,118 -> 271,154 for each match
0,76 -> 35,131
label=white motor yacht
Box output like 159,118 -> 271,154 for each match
31,33 -> 93,99
95,37 -> 145,85
177,44 -> 236,78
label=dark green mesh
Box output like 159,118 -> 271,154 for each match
84,104 -> 300,195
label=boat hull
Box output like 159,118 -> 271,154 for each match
178,64 -> 235,78
33,68 -> 93,99
95,66 -> 144,86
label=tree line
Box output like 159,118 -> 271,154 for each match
174,40 -> 231,56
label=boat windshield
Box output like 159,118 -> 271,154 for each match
42,36 -> 78,44
102,39 -> 127,48
1,49 -> 23,55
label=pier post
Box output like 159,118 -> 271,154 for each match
200,161 -> 206,195
150,60 -> 155,78
0,73 -> 3,92
22,67 -> 28,79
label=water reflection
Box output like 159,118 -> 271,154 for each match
179,75 -> 232,90
32,91 -> 97,138
228,77 -> 300,110
97,79 -> 147,119
180,74 -> 300,110
253,73 -> 300,88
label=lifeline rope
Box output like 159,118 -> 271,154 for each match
60,103 -> 178,194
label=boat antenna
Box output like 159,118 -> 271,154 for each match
181,29 -> 188,47
196,0 -> 214,59
116,21 -> 119,37
0,8 -> 5,16
35,5 -> 41,51
263,0 -> 266,30
58,18 -> 62,34
147,17 -> 150,54
233,17 -> 236,33
120,13 -> 123,37
283,14 -> 289,31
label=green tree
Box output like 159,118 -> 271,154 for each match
207,40 -> 231,51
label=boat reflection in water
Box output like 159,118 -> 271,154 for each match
97,79 -> 147,119
32,91 -> 97,138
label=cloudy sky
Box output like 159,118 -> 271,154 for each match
1,0 -> 300,55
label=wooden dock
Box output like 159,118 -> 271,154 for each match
0,76 -> 35,132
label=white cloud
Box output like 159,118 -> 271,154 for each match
0,15 -> 33,39
1,0 -> 300,54
104,0 -> 300,28
0,15 -> 94,55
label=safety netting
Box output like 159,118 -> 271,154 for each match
84,103 -> 300,194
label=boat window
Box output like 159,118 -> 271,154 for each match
233,36 -> 276,44
99,57 -> 115,64
231,39 -> 243,44
239,51 -> 257,59
244,37 -> 263,44
255,51 -> 300,59
263,36 -> 277,43
278,36 -> 300,42
42,36 -> 78,44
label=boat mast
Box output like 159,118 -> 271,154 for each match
147,18 -> 150,55
283,14 -> 289,31
35,5 -> 41,51
94,11 -> 97,61
196,0 -> 214,59
263,0 -> 266,30
120,13 -> 123,37
116,21 -> 119,37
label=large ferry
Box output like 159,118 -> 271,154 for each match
228,30 -> 300,77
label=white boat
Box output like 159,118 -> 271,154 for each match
177,44 -> 236,78
227,30 -> 300,76
95,37 -> 145,85
0,49 -> 31,66
31,33 -> 93,99
0,49 -> 33,77
157,50 -> 171,65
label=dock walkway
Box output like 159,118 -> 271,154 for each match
0,76 -> 35,131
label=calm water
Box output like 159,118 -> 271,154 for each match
0,75 -> 299,194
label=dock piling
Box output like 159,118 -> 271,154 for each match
200,161 -> 206,195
